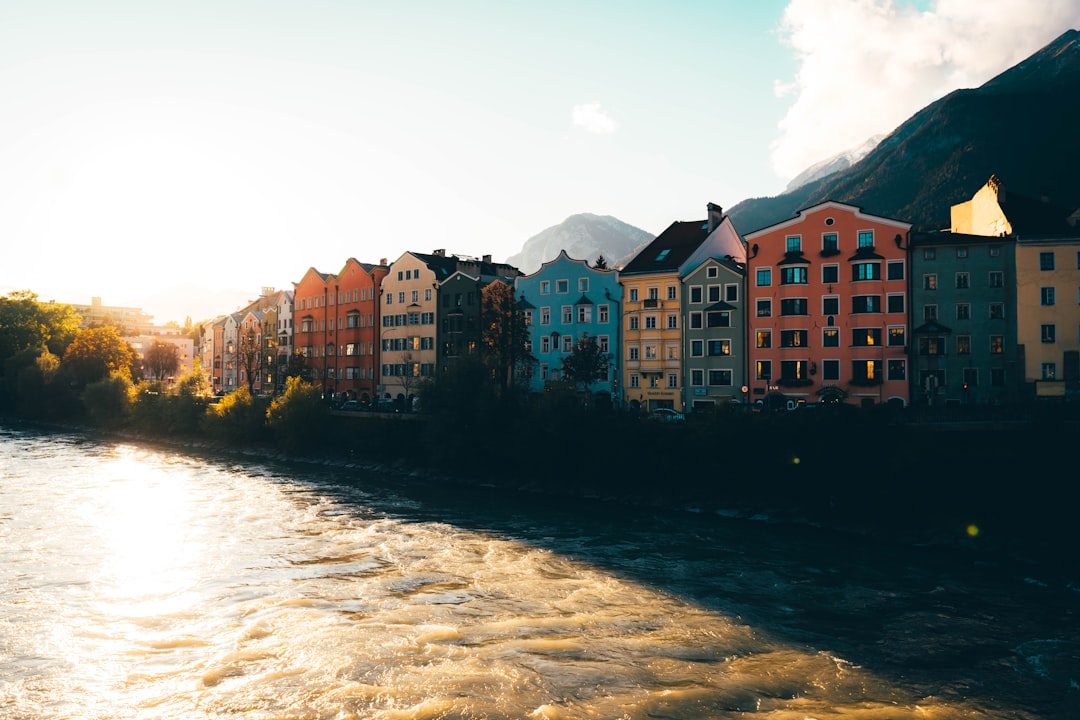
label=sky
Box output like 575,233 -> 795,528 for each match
1,1 -> 1077,324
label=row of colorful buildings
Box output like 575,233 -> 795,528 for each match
199,176 -> 1080,411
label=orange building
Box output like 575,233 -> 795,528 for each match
293,258 -> 388,402
745,201 -> 911,407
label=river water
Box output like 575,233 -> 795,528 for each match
1,425 -> 1077,719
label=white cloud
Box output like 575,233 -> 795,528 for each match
572,102 -> 618,134
771,0 -> 1080,179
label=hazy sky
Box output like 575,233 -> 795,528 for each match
2,0 -> 1077,323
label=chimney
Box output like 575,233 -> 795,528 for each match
482,254 -> 492,264
433,249 -> 446,257
707,203 -> 724,233
379,258 -> 387,266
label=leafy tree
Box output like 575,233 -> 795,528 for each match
560,333 -> 611,398
82,372 -> 134,428
480,281 -> 535,397
62,326 -> 138,387
203,386 -> 267,442
236,327 -> 261,393
285,350 -> 308,381
0,290 -> 81,367
266,376 -> 329,452
144,340 -> 181,381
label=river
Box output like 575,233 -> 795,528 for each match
1,425 -> 1077,719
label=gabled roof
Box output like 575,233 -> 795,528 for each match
913,320 -> 953,334
999,191 -> 1076,237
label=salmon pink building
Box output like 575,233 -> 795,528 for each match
745,201 -> 912,407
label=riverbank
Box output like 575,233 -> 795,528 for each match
5,410 -> 1075,578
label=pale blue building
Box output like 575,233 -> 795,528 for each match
516,251 -> 622,403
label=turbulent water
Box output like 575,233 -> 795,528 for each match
1,426 -> 1077,719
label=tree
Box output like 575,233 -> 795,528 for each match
480,281 -> 535,397
0,290 -> 81,368
144,340 -> 181,381
560,333 -> 611,398
594,254 -> 609,269
62,326 -> 138,387
236,327 -> 261,393
266,375 -> 329,451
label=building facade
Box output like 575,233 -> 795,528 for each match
681,256 -> 747,410
745,201 -> 911,407
515,250 -> 621,400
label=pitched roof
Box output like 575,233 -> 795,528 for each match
620,221 -> 709,275
998,190 -> 1076,237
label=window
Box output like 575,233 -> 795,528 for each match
666,373 -> 679,389
780,298 -> 807,315
708,285 -> 721,302
756,360 -> 772,380
780,330 -> 807,347
887,359 -> 905,381
598,305 -> 609,323
648,287 -> 659,300
919,337 -> 944,355
786,235 -> 802,252
1042,324 -> 1056,343
822,233 -> 838,253
822,327 -> 839,347
707,266 -> 719,278
627,345 -> 638,360
689,312 -> 703,329
857,230 -> 874,248
780,360 -> 809,383
756,299 -> 772,317
989,271 -> 1004,288
725,284 -> 738,302
630,374 -> 639,388
956,303 -> 970,320
888,326 -> 905,346
955,272 -> 969,289
852,328 -> 882,346
398,292 -> 405,304
989,303 -> 1005,319
852,359 -> 881,384
822,296 -> 840,315
540,307 -> 550,325
708,339 -> 731,356
853,263 -> 881,281
990,335 -> 1003,354
1041,363 -> 1056,380
667,285 -> 677,300
822,359 -> 840,380
706,311 -> 730,328
924,274 -> 937,290
781,266 -> 808,285
577,305 -> 592,324
956,247 -> 968,258
667,314 -> 678,329
822,264 -> 839,284
562,335 -> 572,352
1040,252 -> 1055,271
540,281 -> 551,294
690,286 -> 703,303
1041,287 -> 1056,306
578,278 -> 589,292
887,294 -> 905,313
411,289 -> 419,303
629,288 -> 639,302
691,369 -> 704,386
644,345 -> 657,360
708,369 -> 733,386
644,315 -> 657,329
852,295 -> 881,313
756,330 -> 771,348
598,336 -> 609,353
923,248 -> 936,260
887,261 -> 904,280
556,279 -> 569,294
756,268 -> 772,286
957,335 -> 971,355
691,339 -> 704,356
924,304 -> 938,321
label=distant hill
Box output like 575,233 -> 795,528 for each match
727,28 -> 1080,234
505,213 -> 654,274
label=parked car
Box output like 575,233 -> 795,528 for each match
340,400 -> 364,412
648,408 -> 685,423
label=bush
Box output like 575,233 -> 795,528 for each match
82,372 -> 134,429
266,377 -> 329,452
202,387 -> 268,443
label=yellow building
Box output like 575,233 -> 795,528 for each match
953,176 -> 1080,395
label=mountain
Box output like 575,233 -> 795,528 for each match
784,135 -> 885,193
505,213 -> 654,274
727,29 -> 1080,234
